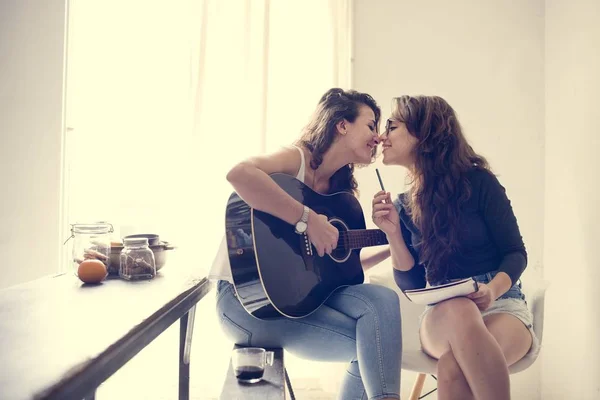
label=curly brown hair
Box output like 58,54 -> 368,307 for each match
297,88 -> 381,195
392,95 -> 490,284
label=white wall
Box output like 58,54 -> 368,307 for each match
352,1 -> 545,398
543,1 -> 600,398
0,0 -> 67,289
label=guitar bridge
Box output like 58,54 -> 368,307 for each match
302,234 -> 313,256
300,234 -> 315,272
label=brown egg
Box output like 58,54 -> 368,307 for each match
77,259 -> 108,284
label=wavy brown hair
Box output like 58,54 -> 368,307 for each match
392,95 -> 490,284
297,88 -> 381,195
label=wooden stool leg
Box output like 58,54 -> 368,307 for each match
408,373 -> 427,400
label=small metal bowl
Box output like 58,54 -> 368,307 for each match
122,234 -> 161,246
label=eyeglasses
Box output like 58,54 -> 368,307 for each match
384,119 -> 393,133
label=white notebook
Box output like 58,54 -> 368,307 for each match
403,278 -> 479,305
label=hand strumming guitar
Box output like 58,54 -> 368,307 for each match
306,209 -> 339,257
372,191 -> 399,235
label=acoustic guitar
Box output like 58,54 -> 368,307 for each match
225,173 -> 389,319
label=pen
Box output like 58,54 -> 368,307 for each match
376,168 -> 385,192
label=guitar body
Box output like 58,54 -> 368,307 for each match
225,173 -> 368,319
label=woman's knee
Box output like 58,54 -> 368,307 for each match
430,297 -> 481,327
425,298 -> 486,346
365,285 -> 401,319
344,284 -> 400,311
374,285 -> 400,306
338,284 -> 402,335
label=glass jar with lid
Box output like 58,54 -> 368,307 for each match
69,222 -> 114,277
119,237 -> 156,280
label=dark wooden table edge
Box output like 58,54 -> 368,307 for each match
34,277 -> 214,400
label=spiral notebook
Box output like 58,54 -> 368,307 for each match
403,278 -> 479,305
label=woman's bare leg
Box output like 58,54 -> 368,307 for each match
420,298 -> 509,400
436,350 -> 475,400
483,312 -> 533,366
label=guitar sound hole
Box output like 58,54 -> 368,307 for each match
329,219 -> 351,262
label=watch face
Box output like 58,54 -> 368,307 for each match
296,221 -> 308,233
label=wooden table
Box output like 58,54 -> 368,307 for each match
0,257 -> 213,400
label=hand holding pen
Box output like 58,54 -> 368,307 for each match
372,168 -> 400,235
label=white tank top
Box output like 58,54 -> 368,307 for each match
207,146 -> 307,282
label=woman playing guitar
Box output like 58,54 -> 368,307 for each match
209,88 -> 402,400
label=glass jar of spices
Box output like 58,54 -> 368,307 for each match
119,237 -> 156,280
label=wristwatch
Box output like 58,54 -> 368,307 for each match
294,205 -> 310,234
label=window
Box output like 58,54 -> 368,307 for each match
63,0 -> 352,273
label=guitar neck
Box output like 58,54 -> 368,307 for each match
341,229 -> 389,250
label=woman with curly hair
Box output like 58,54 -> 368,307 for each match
209,88 -> 403,400
371,95 -> 539,400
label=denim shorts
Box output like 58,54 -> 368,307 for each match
419,271 -> 540,359
474,271 -> 527,301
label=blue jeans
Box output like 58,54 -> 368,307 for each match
216,280 -> 402,400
